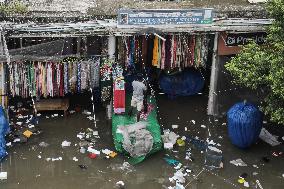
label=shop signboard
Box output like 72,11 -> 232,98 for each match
225,32 -> 267,46
117,9 -> 213,26
218,32 -> 267,55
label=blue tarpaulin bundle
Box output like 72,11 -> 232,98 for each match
0,106 -> 9,161
227,102 -> 263,148
159,69 -> 204,98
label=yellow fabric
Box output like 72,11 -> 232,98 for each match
23,130 -> 33,138
152,36 -> 159,67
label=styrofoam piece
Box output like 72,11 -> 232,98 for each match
0,172 -> 7,180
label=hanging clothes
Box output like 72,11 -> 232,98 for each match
161,40 -> 166,70
152,36 -> 159,67
113,65 -> 125,114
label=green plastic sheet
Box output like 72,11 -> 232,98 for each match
112,95 -> 162,164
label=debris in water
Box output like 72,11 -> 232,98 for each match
16,122 -> 23,126
259,128 -> 281,146
80,147 -> 86,154
256,180 -> 264,189
162,130 -> 179,149
169,169 -> 186,184
73,157 -> 78,162
23,130 -> 33,138
207,146 -> 222,153
172,125 -> 178,129
116,181 -> 125,188
0,172 -> 7,180
46,157 -> 63,162
230,158 -> 247,166
78,165 -> 87,169
39,142 -> 49,147
6,142 -> 12,147
164,157 -> 180,166
82,110 -> 92,115
87,146 -> 100,155
28,124 -> 35,129
61,140 -> 71,147
87,116 -> 94,120
13,138 -> 20,143
252,172 -> 259,176
164,143 -> 174,150
252,164 -> 259,168
176,139 -> 185,147
77,132 -> 85,139
244,181 -> 249,187
190,120 -> 196,124
38,155 -> 42,159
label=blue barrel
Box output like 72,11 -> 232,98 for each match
227,102 -> 263,148
159,69 -> 204,98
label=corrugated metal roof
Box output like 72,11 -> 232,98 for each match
0,18 -> 272,37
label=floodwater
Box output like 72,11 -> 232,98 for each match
1,94 -> 284,189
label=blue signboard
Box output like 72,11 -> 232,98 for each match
118,9 -> 213,26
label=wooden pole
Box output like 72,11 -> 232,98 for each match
106,35 -> 116,120
108,35 -> 116,60
207,32 -> 219,116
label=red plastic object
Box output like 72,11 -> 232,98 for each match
88,153 -> 97,159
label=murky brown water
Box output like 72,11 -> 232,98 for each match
1,94 -> 284,189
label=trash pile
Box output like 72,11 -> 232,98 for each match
5,106 -> 42,147
117,121 -> 153,158
76,127 -> 117,160
161,120 -> 225,188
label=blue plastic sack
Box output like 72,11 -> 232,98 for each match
159,69 -> 204,98
227,102 -> 263,148
0,106 -> 10,161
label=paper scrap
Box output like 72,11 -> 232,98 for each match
172,125 -> 179,129
230,158 -> 247,166
61,140 -> 71,147
259,128 -> 281,146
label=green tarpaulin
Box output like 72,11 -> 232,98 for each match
112,95 -> 162,164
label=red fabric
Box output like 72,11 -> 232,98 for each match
113,82 -> 125,114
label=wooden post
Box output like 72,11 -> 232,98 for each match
108,35 -> 116,60
106,35 -> 116,119
207,32 -> 219,116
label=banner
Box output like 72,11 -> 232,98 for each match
118,9 -> 213,26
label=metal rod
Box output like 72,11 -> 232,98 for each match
153,33 -> 166,41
